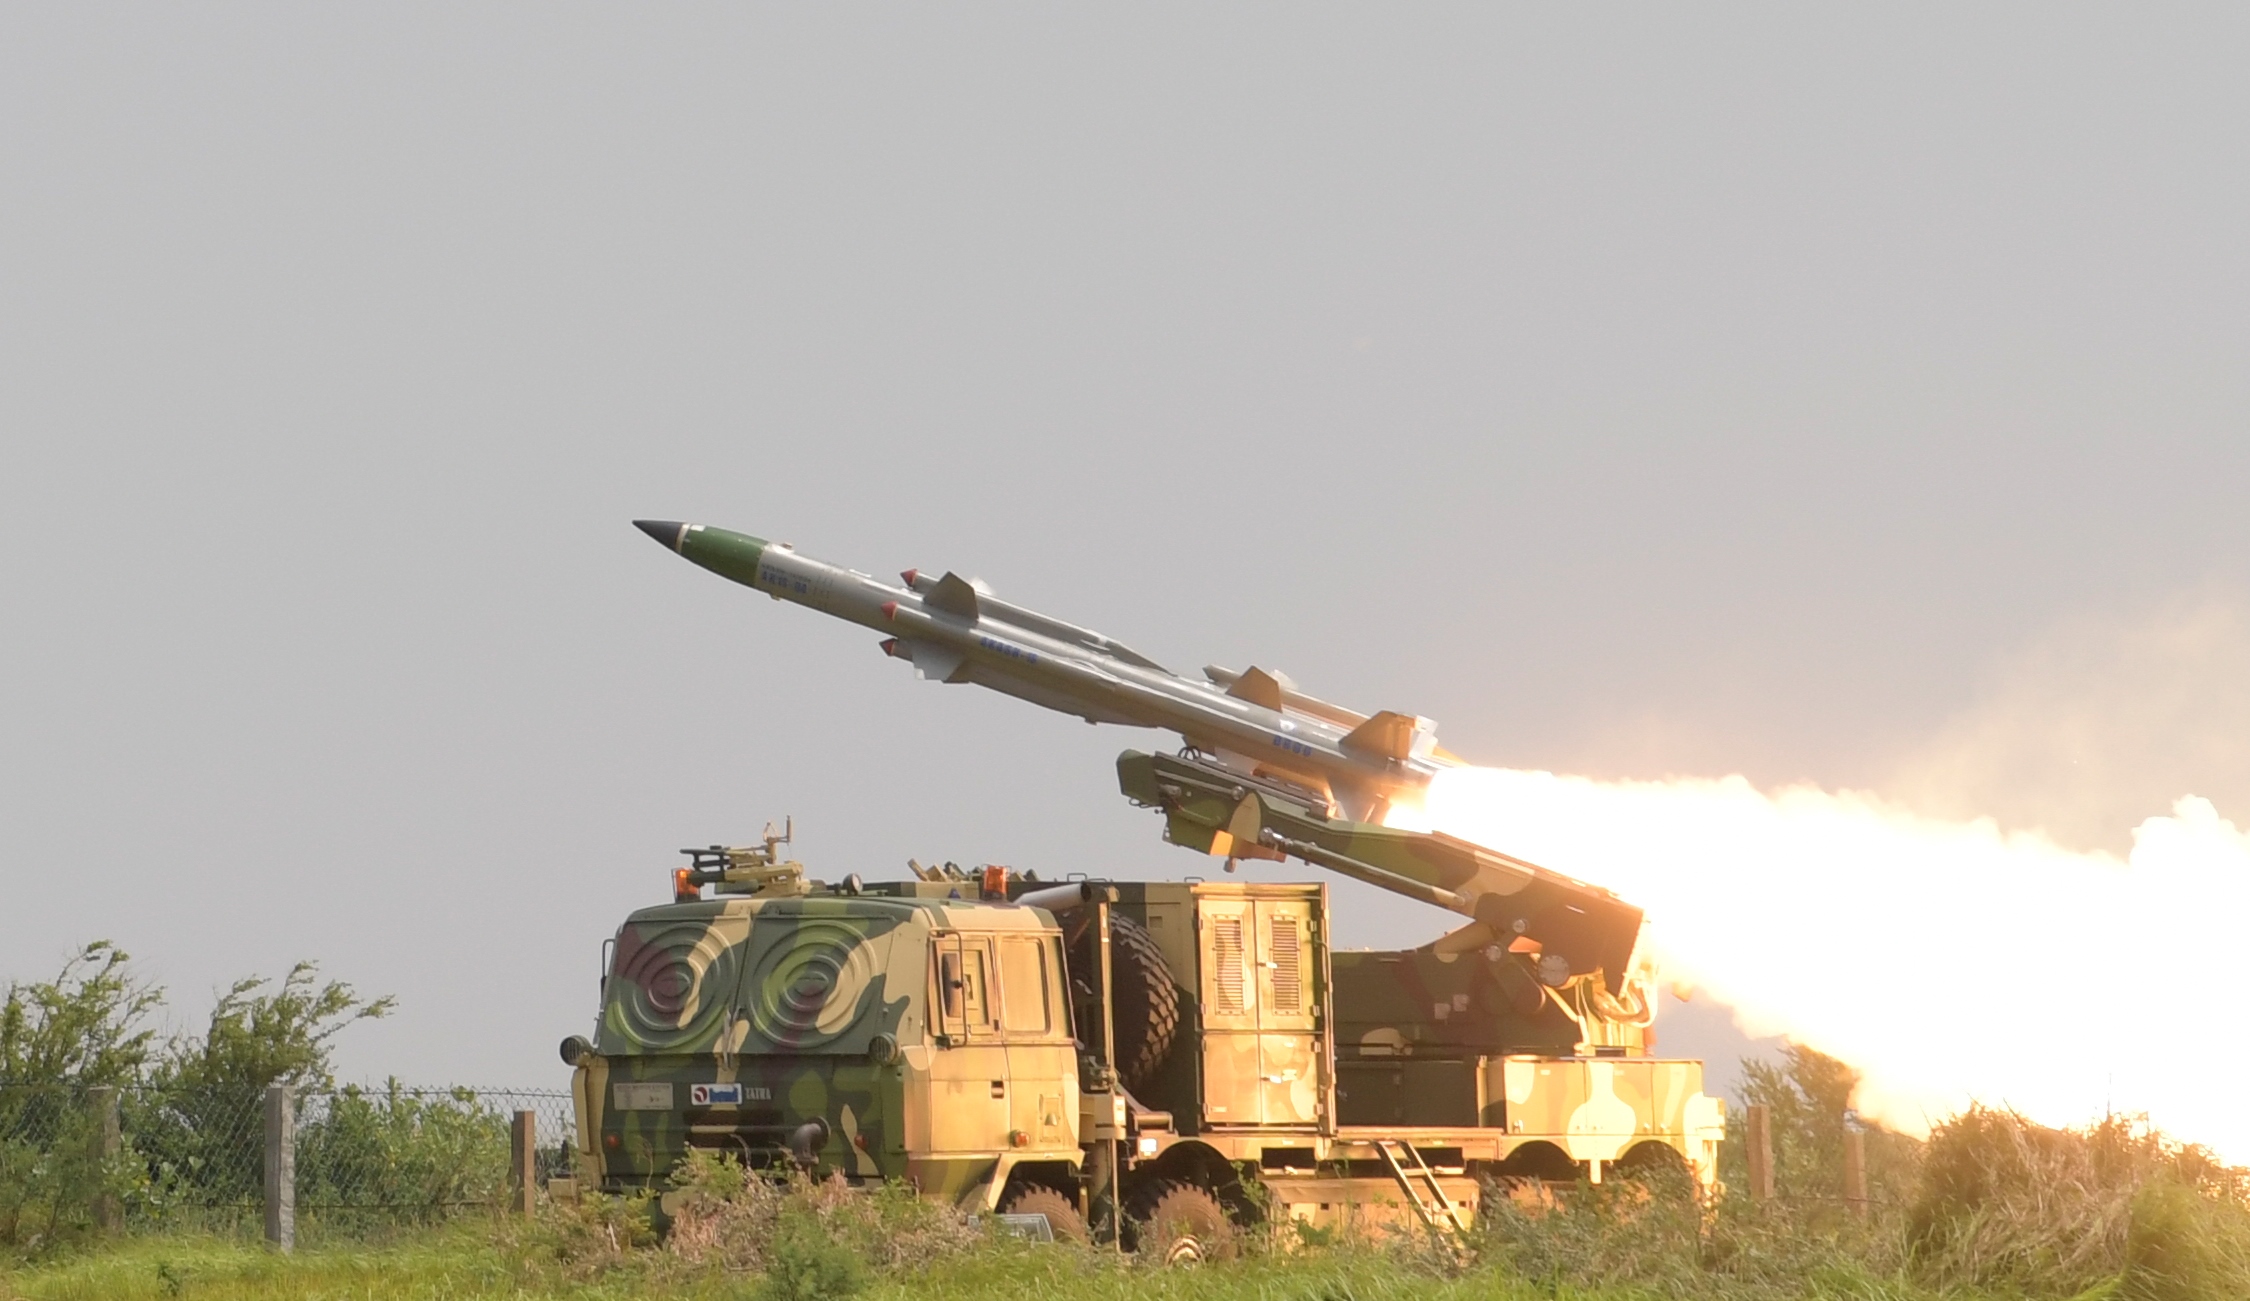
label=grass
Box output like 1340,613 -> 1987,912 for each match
11,1107 -> 2250,1301
0,1229 -> 1573,1301
0,1219 -> 2109,1301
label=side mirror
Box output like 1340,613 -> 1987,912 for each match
938,952 -> 964,1021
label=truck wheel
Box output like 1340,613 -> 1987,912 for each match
1074,914 -> 1181,1096
1001,1185 -> 1089,1244
1130,1180 -> 1233,1264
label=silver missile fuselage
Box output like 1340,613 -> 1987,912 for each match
638,521 -> 1449,820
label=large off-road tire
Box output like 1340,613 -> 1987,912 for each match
1612,1141 -> 1697,1207
1071,914 -> 1180,1096
1129,1180 -> 1234,1264
1001,1185 -> 1089,1245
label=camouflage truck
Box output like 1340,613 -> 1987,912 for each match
562,824 -> 1724,1258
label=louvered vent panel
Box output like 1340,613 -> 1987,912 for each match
1212,917 -> 1246,1013
1270,916 -> 1302,1013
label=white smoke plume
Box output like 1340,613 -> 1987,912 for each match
1887,595 -> 2250,856
1385,596 -> 2250,1163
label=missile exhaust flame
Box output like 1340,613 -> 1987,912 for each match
1386,767 -> 2250,1164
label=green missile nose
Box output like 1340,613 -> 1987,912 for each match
632,519 -> 769,589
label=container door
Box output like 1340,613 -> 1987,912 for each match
1252,899 -> 1323,1126
1195,898 -> 1261,1126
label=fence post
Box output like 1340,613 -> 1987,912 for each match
510,1110 -> 536,1217
1745,1102 -> 1775,1202
87,1085 -> 121,1234
1842,1126 -> 1868,1215
263,1084 -> 295,1252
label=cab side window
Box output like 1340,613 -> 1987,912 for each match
933,936 -> 998,1042
997,936 -> 1051,1035
1047,936 -> 1073,1038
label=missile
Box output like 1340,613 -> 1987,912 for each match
631,520 -> 1452,821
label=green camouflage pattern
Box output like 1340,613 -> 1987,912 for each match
1333,947 -> 1582,1059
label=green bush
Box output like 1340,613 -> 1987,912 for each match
1,942 -> 452,1248
0,944 -> 161,1251
127,960 -> 392,1222
297,1084 -> 509,1228
759,1203 -> 870,1301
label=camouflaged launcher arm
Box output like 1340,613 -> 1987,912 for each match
1117,749 -> 1645,984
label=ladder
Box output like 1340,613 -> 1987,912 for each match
1373,1139 -> 1469,1239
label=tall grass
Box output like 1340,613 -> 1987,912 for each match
1472,1104 -> 2250,1300
10,1052 -> 2250,1299
1907,1106 -> 2250,1299
5,1167 -> 2250,1301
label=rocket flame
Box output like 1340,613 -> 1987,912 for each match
1386,767 -> 2250,1164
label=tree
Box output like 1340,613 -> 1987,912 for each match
0,942 -> 162,1087
135,962 -> 394,1206
153,962 -> 394,1097
0,943 -> 162,1247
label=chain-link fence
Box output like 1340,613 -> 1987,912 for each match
1,1080 -> 575,1247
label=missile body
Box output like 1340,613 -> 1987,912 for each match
632,520 -> 1450,820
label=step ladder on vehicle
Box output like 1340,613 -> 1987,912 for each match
1372,1139 -> 1469,1239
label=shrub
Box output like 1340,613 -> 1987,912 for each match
0,943 -> 162,1251
0,943 -> 161,1087
2120,1180 -> 2250,1301
130,961 -> 393,1217
296,1083 -> 510,1228
1909,1105 -> 2250,1296
1478,1165 -> 1918,1301
1727,1043 -> 1919,1208
760,1202 -> 870,1301
504,1185 -> 659,1285
663,1153 -> 983,1277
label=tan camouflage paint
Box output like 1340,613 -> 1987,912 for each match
1497,1056 -> 1725,1185
1193,892 -> 1325,1128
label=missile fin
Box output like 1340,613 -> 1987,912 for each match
925,572 -> 982,619
1339,710 -> 1430,762
903,641 -> 968,683
1224,666 -> 1289,711
1207,664 -> 1370,728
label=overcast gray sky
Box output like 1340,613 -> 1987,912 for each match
4,6 -> 2245,1089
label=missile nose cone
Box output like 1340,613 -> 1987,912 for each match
633,519 -> 687,552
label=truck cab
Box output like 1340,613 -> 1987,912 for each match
566,843 -> 1082,1216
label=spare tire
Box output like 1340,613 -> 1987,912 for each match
1070,913 -> 1181,1096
